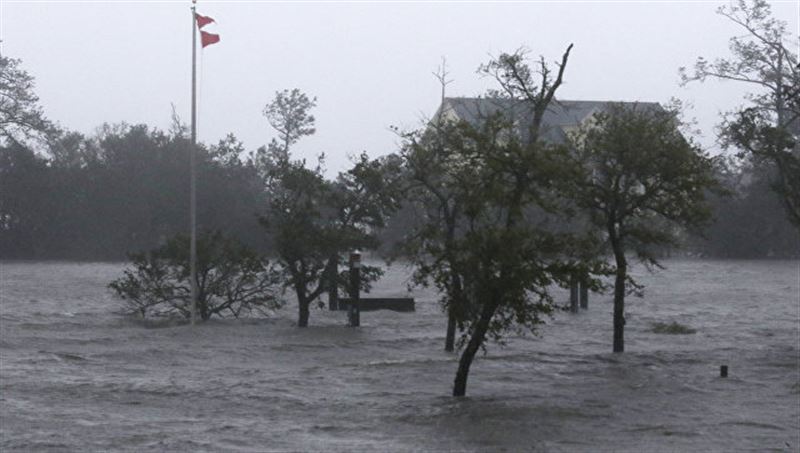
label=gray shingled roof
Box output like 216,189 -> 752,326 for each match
438,97 -> 663,144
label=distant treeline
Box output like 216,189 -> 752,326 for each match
688,160 -> 799,258
1,126 -> 269,260
0,125 -> 796,260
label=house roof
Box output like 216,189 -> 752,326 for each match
438,97 -> 663,144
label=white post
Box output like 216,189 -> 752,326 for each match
189,1 -> 198,325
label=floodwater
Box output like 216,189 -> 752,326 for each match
1,259 -> 798,452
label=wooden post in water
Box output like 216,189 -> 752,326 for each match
720,365 -> 728,378
569,275 -> 579,313
348,251 -> 361,327
580,276 -> 589,310
328,256 -> 339,310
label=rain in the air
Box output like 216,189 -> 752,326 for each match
1,0 -> 798,451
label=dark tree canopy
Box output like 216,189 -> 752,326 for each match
399,44 -> 605,397
690,157 -> 799,258
565,104 -> 719,352
0,124 -> 268,260
257,89 -> 400,327
109,231 -> 282,321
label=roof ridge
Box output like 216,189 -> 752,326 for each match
444,96 -> 660,105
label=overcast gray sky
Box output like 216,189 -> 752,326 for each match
2,0 -> 798,174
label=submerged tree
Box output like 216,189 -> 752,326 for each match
565,104 -> 719,353
402,116 -> 583,397
109,231 -> 282,320
260,150 -> 401,327
680,0 -> 799,228
400,121 -> 470,353
401,44 -> 605,397
257,90 -> 400,327
397,58 -> 465,352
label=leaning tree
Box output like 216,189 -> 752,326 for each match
401,44 -> 606,396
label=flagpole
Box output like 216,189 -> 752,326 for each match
190,0 -> 198,326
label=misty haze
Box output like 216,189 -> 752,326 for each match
1,0 -> 798,451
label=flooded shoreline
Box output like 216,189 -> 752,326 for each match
1,260 -> 798,451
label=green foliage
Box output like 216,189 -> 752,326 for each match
260,151 -> 340,300
0,56 -> 52,146
256,90 -> 401,326
403,115 -> 605,340
398,44 -> 610,395
0,123 -> 268,259
478,44 -> 573,143
565,103 -> 719,352
689,158 -> 799,258
399,120 -> 481,335
259,151 -> 400,324
0,142 -> 54,256
109,232 -> 282,320
567,104 -> 719,265
724,109 -> 799,228
679,0 -> 797,118
651,321 -> 696,335
680,0 -> 799,230
262,88 -> 317,156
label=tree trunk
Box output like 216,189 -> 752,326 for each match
327,255 -> 339,310
293,274 -> 312,328
445,272 -> 461,352
445,310 -> 456,352
444,220 -> 460,353
198,296 -> 210,321
569,275 -> 579,313
298,298 -> 310,328
580,277 -> 589,309
612,250 -> 626,353
453,301 -> 496,397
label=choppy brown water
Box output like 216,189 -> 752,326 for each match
1,259 -> 798,451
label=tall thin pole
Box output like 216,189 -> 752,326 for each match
190,1 -> 198,325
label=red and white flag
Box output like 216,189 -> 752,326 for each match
195,12 -> 220,47
200,31 -> 220,48
195,13 -> 215,29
